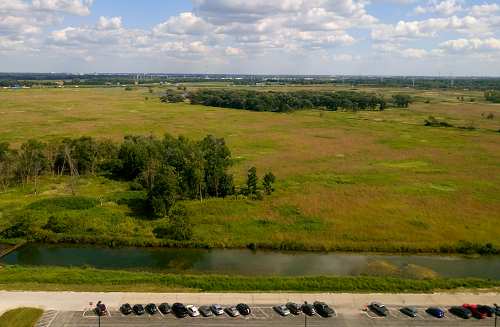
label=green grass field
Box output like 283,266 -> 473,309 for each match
0,308 -> 43,327
0,86 -> 499,253
0,265 -> 498,293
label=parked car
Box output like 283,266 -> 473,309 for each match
450,306 -> 472,319
302,303 -> 316,316
225,306 -> 240,317
426,307 -> 445,318
133,304 -> 145,315
211,304 -> 225,316
199,306 -> 213,317
286,302 -> 302,315
186,305 -> 200,317
145,303 -> 158,315
273,305 -> 291,316
369,302 -> 388,317
236,303 -> 251,316
95,301 -> 107,316
159,303 -> 171,315
120,303 -> 132,315
313,301 -> 335,317
477,305 -> 495,317
172,303 -> 188,318
400,306 -> 417,318
463,304 -> 486,319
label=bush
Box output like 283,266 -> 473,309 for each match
424,116 -> 454,127
27,196 -> 98,211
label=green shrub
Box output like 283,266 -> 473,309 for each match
28,196 -> 98,211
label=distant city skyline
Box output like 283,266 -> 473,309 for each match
1,0 -> 500,75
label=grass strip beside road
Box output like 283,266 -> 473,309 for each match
0,308 -> 43,327
0,266 -> 498,293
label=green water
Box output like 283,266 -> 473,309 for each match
2,244 -> 499,279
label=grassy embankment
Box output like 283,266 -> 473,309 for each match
0,265 -> 498,293
0,308 -> 43,327
0,86 -> 499,254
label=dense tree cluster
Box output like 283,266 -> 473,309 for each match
188,90 -> 392,112
485,90 -> 500,103
1,135 -> 276,221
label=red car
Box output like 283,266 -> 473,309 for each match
462,304 -> 486,319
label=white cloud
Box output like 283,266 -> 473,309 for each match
440,37 -> 500,52
154,12 -> 212,35
32,0 -> 94,16
96,16 -> 122,30
414,0 -> 463,16
470,3 -> 500,17
225,46 -> 243,55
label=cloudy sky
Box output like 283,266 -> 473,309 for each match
1,0 -> 499,75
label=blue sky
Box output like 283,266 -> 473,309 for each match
1,0 -> 500,75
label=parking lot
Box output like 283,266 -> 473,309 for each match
45,305 -> 497,327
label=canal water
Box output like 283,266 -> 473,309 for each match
2,244 -> 499,279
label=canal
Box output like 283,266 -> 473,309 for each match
2,244 -> 499,279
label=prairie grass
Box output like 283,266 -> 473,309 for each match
0,87 -> 499,253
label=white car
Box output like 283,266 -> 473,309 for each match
186,305 -> 200,317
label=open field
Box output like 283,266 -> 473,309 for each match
0,86 -> 499,253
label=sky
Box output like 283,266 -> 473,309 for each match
1,0 -> 500,75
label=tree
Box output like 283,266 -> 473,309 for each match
200,135 -> 232,197
0,142 -> 15,191
168,205 -> 193,241
262,172 -> 276,195
247,167 -> 258,195
152,205 -> 192,241
392,94 -> 412,108
17,140 -> 48,193
147,166 -> 178,217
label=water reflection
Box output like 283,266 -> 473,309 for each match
2,244 -> 499,280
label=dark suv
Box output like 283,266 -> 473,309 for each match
172,303 -> 189,318
313,302 -> 335,317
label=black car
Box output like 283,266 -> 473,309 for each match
159,303 -> 171,315
286,302 -> 302,315
302,303 -> 316,316
120,303 -> 132,315
400,306 -> 417,318
477,305 -> 495,317
426,307 -> 445,318
369,302 -> 388,317
236,303 -> 251,316
145,303 -> 158,315
313,301 -> 335,317
95,301 -> 107,316
199,306 -> 213,317
449,306 -> 472,319
133,304 -> 145,315
172,303 -> 189,318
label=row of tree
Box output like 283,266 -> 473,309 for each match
181,90 -> 411,112
485,90 -> 500,103
0,135 -> 276,217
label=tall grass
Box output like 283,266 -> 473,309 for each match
0,266 -> 498,293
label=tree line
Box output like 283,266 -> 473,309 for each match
0,135 -> 276,218
172,90 -> 411,112
485,90 -> 500,103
